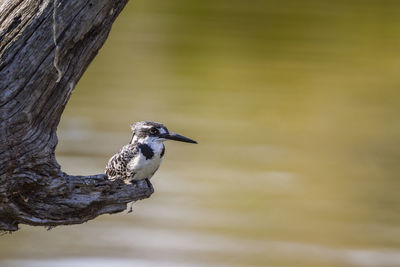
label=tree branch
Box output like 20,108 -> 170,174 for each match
0,0 -> 153,232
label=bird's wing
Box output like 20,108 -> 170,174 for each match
105,144 -> 138,179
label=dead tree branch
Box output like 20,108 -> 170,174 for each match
0,0 -> 153,232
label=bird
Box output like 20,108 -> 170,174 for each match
105,121 -> 197,184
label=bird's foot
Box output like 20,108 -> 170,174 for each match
133,179 -> 145,188
132,179 -> 152,189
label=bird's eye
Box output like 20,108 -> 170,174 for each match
150,128 -> 159,134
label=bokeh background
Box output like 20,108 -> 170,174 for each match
2,0 -> 400,266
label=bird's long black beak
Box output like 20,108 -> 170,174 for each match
162,132 -> 197,144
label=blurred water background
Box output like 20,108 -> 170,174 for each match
2,0 -> 400,266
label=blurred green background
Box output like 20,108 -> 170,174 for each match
2,0 -> 400,266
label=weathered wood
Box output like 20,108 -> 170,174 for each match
0,0 -> 153,232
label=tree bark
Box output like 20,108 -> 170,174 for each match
0,0 -> 153,232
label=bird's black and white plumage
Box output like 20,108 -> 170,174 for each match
105,121 -> 197,183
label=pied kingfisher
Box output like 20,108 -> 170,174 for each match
105,121 -> 197,183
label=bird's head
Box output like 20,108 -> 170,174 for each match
130,121 -> 197,144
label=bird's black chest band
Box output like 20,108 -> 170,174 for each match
138,144 -> 154,160
161,145 -> 165,158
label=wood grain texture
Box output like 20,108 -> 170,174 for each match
0,0 -> 153,232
